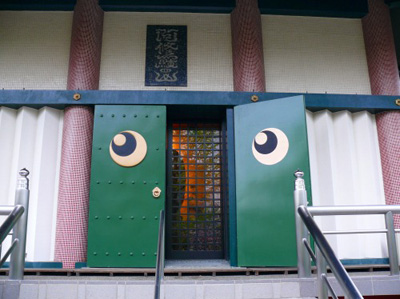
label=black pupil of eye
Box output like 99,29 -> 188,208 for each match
112,132 -> 137,157
254,130 -> 278,154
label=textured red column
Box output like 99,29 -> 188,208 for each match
67,0 -> 103,90
55,0 -> 103,268
231,0 -> 266,92
55,107 -> 94,268
362,0 -> 400,227
362,0 -> 400,95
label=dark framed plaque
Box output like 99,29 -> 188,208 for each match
145,25 -> 187,87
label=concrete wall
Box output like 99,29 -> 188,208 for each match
0,11 -> 72,90
0,12 -> 372,95
262,15 -> 372,95
99,12 -> 233,91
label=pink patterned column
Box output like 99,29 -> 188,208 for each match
55,0 -> 103,268
362,0 -> 400,227
231,0 -> 266,92
67,0 -> 103,90
55,107 -> 94,268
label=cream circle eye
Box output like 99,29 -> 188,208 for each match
252,128 -> 289,165
109,130 -> 147,167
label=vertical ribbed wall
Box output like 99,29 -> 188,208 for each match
362,0 -> 400,229
231,0 -> 265,92
306,110 -> 387,259
55,0 -> 102,269
0,106 -> 63,262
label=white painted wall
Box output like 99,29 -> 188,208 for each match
0,11 -> 72,90
262,15 -> 372,95
306,110 -> 387,259
99,12 -> 233,91
0,11 -> 372,95
0,106 -> 63,262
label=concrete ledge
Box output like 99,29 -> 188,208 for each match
1,273 -> 399,299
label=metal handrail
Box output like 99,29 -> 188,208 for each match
0,206 -> 24,245
321,273 -> 338,299
298,205 -> 363,299
308,205 -> 400,215
293,170 -> 364,299
0,168 -> 30,280
306,205 -> 400,276
154,210 -> 165,299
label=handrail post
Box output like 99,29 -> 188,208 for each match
9,168 -> 30,280
294,170 -> 311,278
154,210 -> 165,299
384,211 -> 399,275
298,206 -> 364,298
316,246 -> 329,299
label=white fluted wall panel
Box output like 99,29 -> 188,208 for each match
0,106 -> 63,262
306,110 -> 387,259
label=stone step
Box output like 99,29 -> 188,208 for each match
1,277 -> 312,299
1,272 -> 400,299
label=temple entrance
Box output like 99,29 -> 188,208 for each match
166,122 -> 225,259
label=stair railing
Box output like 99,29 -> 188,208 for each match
294,170 -> 364,299
0,168 -> 30,280
154,209 -> 165,299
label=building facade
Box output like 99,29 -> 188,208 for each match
0,0 -> 399,269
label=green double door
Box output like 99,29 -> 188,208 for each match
87,96 -> 311,268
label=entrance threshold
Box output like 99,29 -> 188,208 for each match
0,264 -> 392,278
165,259 -> 231,269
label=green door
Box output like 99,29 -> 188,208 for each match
87,105 -> 166,267
234,96 -> 311,266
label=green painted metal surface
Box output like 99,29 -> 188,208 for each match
226,108 -> 238,266
87,105 -> 166,267
1,90 -> 400,113
234,96 -> 311,267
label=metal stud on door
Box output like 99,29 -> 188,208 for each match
87,105 -> 166,267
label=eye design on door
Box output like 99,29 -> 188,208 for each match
252,128 -> 289,165
109,130 -> 147,167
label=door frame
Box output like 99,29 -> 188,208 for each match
165,108 -> 231,261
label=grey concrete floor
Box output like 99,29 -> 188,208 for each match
165,259 -> 232,269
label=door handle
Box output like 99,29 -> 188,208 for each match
152,187 -> 161,198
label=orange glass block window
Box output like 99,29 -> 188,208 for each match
167,123 -> 223,259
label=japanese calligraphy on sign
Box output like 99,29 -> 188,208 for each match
145,25 -> 187,86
